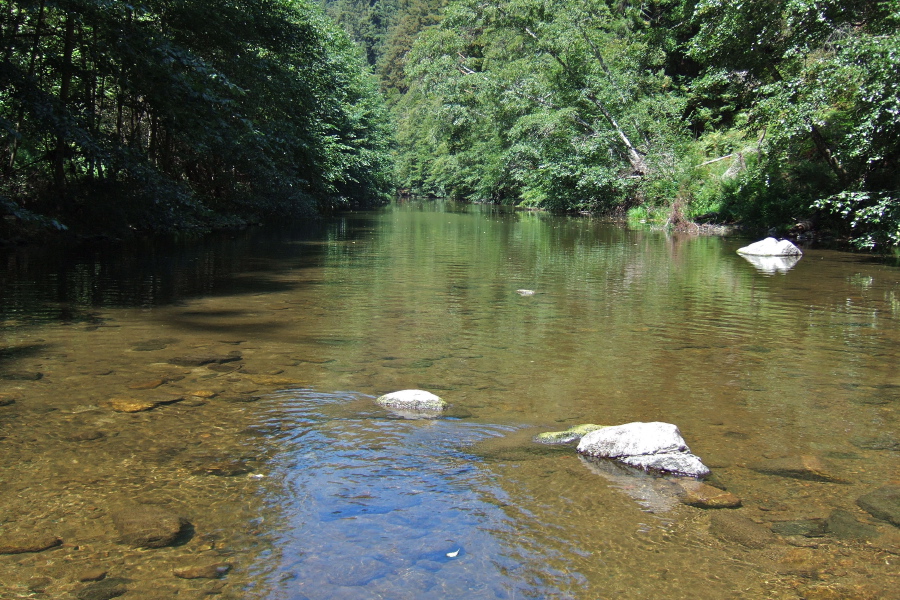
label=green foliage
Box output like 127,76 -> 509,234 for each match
384,0 -> 900,247
0,0 -> 393,236
393,0 -> 688,211
814,191 -> 900,250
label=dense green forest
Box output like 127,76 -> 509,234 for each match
332,0 -> 899,249
2,0 -> 899,249
0,0 -> 393,239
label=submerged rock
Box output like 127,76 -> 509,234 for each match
534,424 -> 606,445
375,389 -> 446,411
577,422 -> 710,477
736,237 -> 803,256
0,532 -> 62,554
749,455 -> 847,483
675,479 -> 742,508
709,512 -> 777,549
75,578 -> 130,600
770,519 -> 827,538
0,371 -> 43,381
111,505 -> 188,548
857,485 -> 900,527
173,563 -> 231,579
826,509 -> 878,540
168,352 -> 242,367
103,396 -> 183,413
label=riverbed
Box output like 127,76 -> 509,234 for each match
1,200 -> 899,599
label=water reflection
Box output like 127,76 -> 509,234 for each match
739,253 -> 802,274
2,200 -> 900,599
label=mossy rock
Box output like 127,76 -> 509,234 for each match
533,424 -> 606,445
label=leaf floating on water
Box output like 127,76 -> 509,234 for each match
446,549 -> 460,558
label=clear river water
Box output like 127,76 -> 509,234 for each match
1,200 -> 899,599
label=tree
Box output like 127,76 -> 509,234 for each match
0,0 -> 393,237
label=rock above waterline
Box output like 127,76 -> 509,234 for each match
534,424 -> 606,445
577,422 -> 710,477
375,389 -> 446,411
736,237 -> 802,257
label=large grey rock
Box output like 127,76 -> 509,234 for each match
577,422 -> 710,477
375,389 -> 446,411
577,422 -> 689,457
619,452 -> 711,478
736,237 -> 803,256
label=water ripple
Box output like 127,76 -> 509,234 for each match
253,389 -> 576,600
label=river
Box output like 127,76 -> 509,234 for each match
1,200 -> 898,599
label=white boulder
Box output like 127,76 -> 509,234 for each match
375,389 -> 446,411
736,237 -> 802,257
620,453 -> 710,478
577,421 -> 710,478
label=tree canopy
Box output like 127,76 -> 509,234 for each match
387,0 -> 900,248
1,0 -> 393,237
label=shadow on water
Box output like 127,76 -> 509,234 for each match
0,343 -> 51,369
0,217 -> 374,323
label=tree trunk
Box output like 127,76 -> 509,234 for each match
54,11 -> 76,192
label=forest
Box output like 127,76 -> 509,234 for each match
0,0 -> 393,238
2,0 -> 900,249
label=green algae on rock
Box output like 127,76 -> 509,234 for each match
533,424 -> 606,445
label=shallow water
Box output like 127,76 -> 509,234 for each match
1,201 -> 899,599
